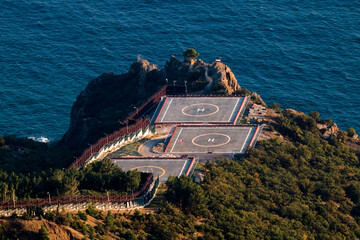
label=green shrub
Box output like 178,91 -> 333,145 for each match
78,210 -> 88,221
325,118 -> 334,127
309,111 -> 320,121
269,102 -> 281,112
105,211 -> 114,230
183,48 -> 199,61
347,128 -> 357,137
38,224 -> 50,240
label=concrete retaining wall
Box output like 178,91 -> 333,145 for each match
85,126 -> 156,165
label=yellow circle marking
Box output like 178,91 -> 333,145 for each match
181,103 -> 219,117
192,133 -> 231,147
130,166 -> 166,178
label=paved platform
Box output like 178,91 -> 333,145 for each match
165,125 -> 262,154
112,157 -> 195,182
154,96 -> 249,124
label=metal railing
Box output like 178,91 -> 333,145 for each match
68,85 -> 173,170
0,173 -> 154,211
68,117 -> 150,170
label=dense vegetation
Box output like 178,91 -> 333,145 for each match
78,109 -> 360,239
1,101 -> 360,239
0,159 -> 141,202
0,135 -> 73,172
3,109 -> 356,239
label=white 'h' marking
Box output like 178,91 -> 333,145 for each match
208,138 -> 215,142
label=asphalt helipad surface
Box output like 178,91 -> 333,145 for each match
154,96 -> 249,124
112,158 -> 194,182
165,125 -> 261,154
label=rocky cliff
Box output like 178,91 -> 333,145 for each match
59,56 -> 242,151
164,56 -> 241,94
59,59 -> 164,150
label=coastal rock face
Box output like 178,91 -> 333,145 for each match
60,56 -> 242,151
317,123 -> 340,139
164,56 -> 241,94
251,92 -> 267,106
59,59 -> 164,150
207,62 -> 241,94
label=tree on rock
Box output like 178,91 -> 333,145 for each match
309,111 -> 320,122
347,128 -> 356,137
183,48 -> 199,61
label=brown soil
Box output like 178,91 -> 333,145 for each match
256,108 -> 286,142
85,215 -> 103,227
0,218 -> 84,240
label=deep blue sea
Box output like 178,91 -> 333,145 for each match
0,0 -> 359,141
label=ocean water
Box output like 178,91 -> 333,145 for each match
0,0 -> 359,141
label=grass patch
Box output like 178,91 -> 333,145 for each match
112,138 -> 149,157
195,162 -> 205,171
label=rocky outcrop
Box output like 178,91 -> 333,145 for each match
60,55 -> 242,151
131,59 -> 158,95
317,123 -> 340,139
207,62 -> 241,94
164,56 -> 241,94
251,92 -> 267,106
59,59 -> 165,150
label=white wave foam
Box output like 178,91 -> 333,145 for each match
28,136 -> 50,143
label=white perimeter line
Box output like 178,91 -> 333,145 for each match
228,98 -> 240,122
170,128 -> 183,153
239,129 -> 252,153
179,161 -> 187,177
179,127 -> 247,130
160,98 -> 173,122
114,160 -> 187,162
171,151 -> 235,154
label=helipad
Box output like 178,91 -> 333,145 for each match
164,125 -> 262,154
112,157 -> 196,182
153,96 -> 249,124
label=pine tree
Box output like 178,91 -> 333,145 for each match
38,224 -> 50,240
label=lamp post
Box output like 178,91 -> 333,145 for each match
12,189 -> 15,208
47,192 -> 51,205
104,133 -> 108,143
173,80 -> 177,92
105,189 -> 109,203
134,107 -> 138,118
88,144 -> 92,154
165,78 -> 168,85
184,81 -> 187,95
